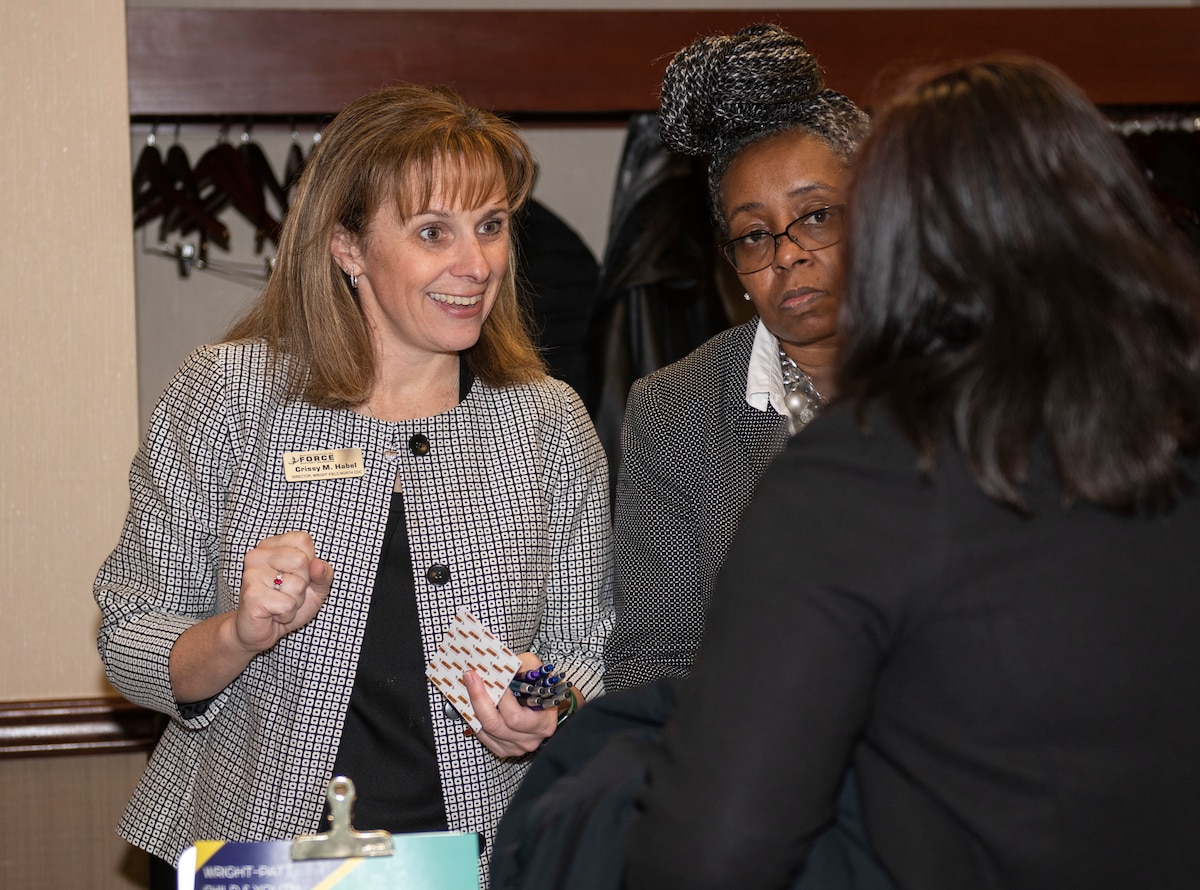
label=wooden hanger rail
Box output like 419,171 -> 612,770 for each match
127,8 -> 1200,119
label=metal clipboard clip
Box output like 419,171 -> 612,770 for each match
291,775 -> 394,861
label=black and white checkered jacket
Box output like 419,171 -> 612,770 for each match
95,340 -> 613,871
604,321 -> 788,691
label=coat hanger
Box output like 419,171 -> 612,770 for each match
131,124 -> 165,216
237,122 -> 288,241
1122,122 -> 1162,176
159,123 -> 231,249
132,123 -> 230,249
284,121 -> 308,202
189,122 -> 280,254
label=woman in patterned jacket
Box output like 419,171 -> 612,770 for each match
96,84 -> 613,888
604,23 -> 869,691
600,25 -> 890,890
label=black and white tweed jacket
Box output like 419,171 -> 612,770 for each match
96,341 -> 613,870
603,321 -> 788,691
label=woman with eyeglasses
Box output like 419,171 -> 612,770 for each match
491,25 -> 893,890
603,23 -> 868,693
627,55 -> 1200,890
588,23 -> 891,890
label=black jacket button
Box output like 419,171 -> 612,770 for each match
426,563 -> 451,585
409,433 -> 430,456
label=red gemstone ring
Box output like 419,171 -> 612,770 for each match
272,573 -> 284,588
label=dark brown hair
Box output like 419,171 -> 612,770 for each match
839,55 -> 1200,513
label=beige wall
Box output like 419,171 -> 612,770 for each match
1,0 -> 138,702
0,754 -> 149,887
1,1 -> 144,887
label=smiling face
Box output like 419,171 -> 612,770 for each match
720,129 -> 849,357
332,172 -> 511,366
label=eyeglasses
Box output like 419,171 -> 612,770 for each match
720,204 -> 845,274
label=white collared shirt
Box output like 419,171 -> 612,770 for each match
745,318 -> 800,433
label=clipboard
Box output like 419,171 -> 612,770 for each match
177,776 -> 480,890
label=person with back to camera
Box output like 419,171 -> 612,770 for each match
603,22 -> 869,691
95,83 -> 613,889
626,55 -> 1200,890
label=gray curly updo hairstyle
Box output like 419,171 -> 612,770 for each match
659,23 -> 870,234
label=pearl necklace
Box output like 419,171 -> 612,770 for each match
779,348 -> 826,429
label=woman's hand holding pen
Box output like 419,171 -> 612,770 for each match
464,652 -> 558,759
237,531 -> 334,654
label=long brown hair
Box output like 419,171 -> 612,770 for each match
225,83 -> 544,407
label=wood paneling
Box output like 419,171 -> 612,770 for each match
0,697 -> 161,758
127,8 -> 1200,119
0,753 -> 147,889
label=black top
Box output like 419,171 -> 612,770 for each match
328,362 -> 476,833
627,401 -> 1200,890
330,490 -> 448,833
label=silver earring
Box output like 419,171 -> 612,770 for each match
743,292 -> 752,302
343,269 -> 358,289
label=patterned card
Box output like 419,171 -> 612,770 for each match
426,607 -> 523,732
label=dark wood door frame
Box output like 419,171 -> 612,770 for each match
127,8 -> 1200,120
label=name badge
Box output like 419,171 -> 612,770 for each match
283,447 -> 365,482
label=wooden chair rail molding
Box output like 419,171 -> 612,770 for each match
0,697 -> 163,759
127,7 -> 1200,119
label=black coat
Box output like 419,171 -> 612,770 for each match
490,680 -> 895,890
587,113 -> 732,476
